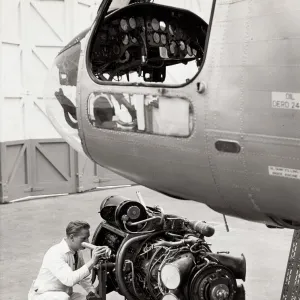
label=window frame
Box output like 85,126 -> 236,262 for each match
85,0 -> 217,88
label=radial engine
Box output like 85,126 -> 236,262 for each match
90,194 -> 246,300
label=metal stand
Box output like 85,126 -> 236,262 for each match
97,263 -> 107,300
281,230 -> 300,300
86,263 -> 107,300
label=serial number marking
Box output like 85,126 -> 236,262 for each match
272,92 -> 300,110
269,166 -> 300,180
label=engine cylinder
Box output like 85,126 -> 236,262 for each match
161,253 -> 194,289
161,293 -> 180,300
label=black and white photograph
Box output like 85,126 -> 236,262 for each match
0,1 -> 299,300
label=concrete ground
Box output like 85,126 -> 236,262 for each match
0,185 -> 293,300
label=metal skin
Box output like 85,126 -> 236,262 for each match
56,0 -> 300,228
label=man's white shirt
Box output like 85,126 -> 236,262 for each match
32,238 -> 95,296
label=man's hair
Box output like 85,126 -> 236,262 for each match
66,221 -> 90,237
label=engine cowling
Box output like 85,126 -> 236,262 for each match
91,195 -> 246,300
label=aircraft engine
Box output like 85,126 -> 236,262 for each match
91,196 -> 246,300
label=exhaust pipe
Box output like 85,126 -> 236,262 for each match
209,253 -> 246,281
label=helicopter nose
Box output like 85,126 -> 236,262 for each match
43,40 -> 84,154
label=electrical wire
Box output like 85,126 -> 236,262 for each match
125,260 -> 140,297
146,247 -> 164,298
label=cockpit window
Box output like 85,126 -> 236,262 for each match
87,91 -> 194,137
88,0 -> 215,85
107,0 -> 131,12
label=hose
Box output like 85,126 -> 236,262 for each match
126,260 -> 140,297
153,236 -> 198,247
115,233 -> 150,300
123,221 -> 156,234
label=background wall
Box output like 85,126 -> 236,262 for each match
0,0 -> 100,142
0,0 -> 134,203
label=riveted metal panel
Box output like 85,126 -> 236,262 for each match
202,0 -> 300,223
208,0 -> 300,138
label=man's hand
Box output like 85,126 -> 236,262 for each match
91,246 -> 111,263
84,244 -> 112,271
94,292 -> 101,298
86,291 -> 101,299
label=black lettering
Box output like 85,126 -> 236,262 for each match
286,93 -> 295,100
281,101 -> 287,108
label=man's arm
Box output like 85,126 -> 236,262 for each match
46,249 -> 98,287
77,252 -> 96,293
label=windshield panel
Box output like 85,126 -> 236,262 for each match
89,0 -> 214,85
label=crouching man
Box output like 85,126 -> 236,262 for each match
28,221 -> 108,300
